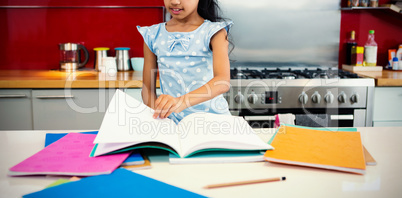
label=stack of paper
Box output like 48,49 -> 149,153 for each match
8,133 -> 130,176
44,132 -> 149,170
44,132 -> 145,166
121,153 -> 152,170
264,124 -> 366,175
120,152 -> 145,166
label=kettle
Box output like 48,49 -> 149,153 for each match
59,43 -> 89,71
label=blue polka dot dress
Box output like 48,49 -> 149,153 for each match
137,20 -> 233,123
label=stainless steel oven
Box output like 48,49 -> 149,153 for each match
218,0 -> 372,128
225,67 -> 375,128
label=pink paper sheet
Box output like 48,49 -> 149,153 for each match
9,133 -> 129,176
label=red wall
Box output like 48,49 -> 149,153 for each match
339,0 -> 402,67
0,0 -> 165,70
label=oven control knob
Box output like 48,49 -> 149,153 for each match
298,92 -> 308,105
350,93 -> 359,103
311,91 -> 321,104
324,92 -> 334,103
338,92 -> 347,103
248,93 -> 258,104
234,92 -> 244,104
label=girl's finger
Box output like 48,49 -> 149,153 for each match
164,105 -> 176,118
159,101 -> 175,118
153,96 -> 169,118
154,94 -> 167,107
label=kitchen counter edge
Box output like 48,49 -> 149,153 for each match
0,70 -> 159,88
345,69 -> 402,87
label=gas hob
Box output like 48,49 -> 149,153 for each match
230,67 -> 359,80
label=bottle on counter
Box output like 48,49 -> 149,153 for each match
370,0 -> 378,7
397,44 -> 402,70
392,57 -> 399,70
364,30 -> 378,66
351,46 -> 364,66
349,0 -> 359,7
360,0 -> 368,7
346,30 -> 357,65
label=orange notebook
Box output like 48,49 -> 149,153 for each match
264,125 -> 366,175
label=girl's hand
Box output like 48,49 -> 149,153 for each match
153,94 -> 184,119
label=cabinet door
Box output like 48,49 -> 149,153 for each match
32,89 -> 115,130
373,87 -> 402,124
0,89 -> 33,130
373,121 -> 402,127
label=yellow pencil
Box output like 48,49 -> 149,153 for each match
204,177 -> 286,189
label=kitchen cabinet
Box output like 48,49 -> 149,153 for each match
0,89 -> 33,130
373,87 -> 402,126
32,89 -> 115,130
0,70 -> 149,130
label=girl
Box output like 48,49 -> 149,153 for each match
137,0 -> 233,123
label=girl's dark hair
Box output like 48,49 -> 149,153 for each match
197,0 -> 223,22
197,0 -> 235,54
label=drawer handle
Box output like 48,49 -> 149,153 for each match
244,116 -> 276,121
36,95 -> 75,99
330,115 -> 354,120
0,94 -> 28,98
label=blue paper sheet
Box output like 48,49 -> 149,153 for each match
44,132 -> 98,147
23,168 -> 206,198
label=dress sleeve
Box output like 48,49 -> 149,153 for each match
137,25 -> 157,54
205,21 -> 234,51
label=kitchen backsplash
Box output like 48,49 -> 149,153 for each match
0,0 -> 164,70
0,0 -> 401,70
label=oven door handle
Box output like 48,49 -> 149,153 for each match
244,115 -> 354,121
244,116 -> 276,121
330,115 -> 354,120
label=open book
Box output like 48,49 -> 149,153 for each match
91,90 -> 272,158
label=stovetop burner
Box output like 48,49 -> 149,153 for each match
230,67 -> 359,80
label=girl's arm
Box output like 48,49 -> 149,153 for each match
181,28 -> 231,107
153,28 -> 230,118
141,42 -> 158,109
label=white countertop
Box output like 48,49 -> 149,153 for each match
1,127 -> 401,198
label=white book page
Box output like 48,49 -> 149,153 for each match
94,142 -> 140,156
93,90 -> 181,155
169,152 -> 264,164
177,112 -> 272,157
